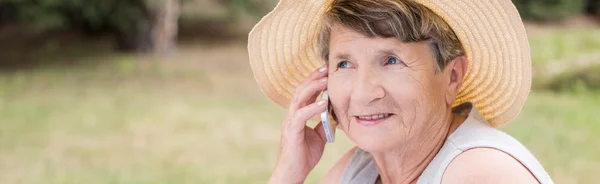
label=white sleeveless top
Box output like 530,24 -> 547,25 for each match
339,105 -> 554,184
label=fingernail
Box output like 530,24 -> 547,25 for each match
317,100 -> 327,106
319,66 -> 327,73
320,78 -> 328,83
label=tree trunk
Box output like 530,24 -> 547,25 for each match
114,0 -> 179,54
151,0 -> 179,54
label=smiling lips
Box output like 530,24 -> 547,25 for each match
355,113 -> 393,126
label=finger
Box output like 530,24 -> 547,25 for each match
289,77 -> 328,112
289,65 -> 328,109
304,65 -> 329,83
290,100 -> 328,132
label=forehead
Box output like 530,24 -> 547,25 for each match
330,24 -> 400,51
328,24 -> 433,61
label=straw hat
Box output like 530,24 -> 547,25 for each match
247,0 -> 531,127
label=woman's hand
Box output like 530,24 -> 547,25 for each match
268,65 -> 330,184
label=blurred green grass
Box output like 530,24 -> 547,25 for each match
0,26 -> 599,184
529,27 -> 600,66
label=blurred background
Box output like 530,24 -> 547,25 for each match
0,0 -> 598,183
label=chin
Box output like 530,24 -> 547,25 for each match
349,126 -> 402,153
355,139 -> 390,153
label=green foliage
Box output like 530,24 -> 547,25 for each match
4,0 -> 274,31
514,0 -> 585,22
587,0 -> 600,17
4,0 -> 65,29
4,0 -> 149,32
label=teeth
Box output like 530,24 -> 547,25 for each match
358,114 -> 390,120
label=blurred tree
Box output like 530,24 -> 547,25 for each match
586,0 -> 600,18
2,0 -> 274,53
0,3 -> 17,28
514,0 -> 585,22
151,0 -> 179,54
4,0 -> 180,54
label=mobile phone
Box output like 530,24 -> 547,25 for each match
320,90 -> 335,143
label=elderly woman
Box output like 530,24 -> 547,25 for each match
247,0 -> 553,183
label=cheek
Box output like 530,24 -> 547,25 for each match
327,75 -> 353,127
382,72 -> 431,101
383,72 -> 439,118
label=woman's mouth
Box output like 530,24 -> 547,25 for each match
355,113 -> 393,126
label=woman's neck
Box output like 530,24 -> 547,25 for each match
370,111 -> 467,184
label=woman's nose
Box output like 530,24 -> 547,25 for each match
351,69 -> 385,105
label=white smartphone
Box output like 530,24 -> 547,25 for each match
320,90 -> 335,143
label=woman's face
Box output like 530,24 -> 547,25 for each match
327,24 -> 452,152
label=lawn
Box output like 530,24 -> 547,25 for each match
0,26 -> 599,184
528,26 -> 600,66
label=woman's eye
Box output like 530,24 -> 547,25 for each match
337,61 -> 352,68
385,56 -> 403,65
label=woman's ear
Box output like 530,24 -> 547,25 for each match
445,56 -> 468,106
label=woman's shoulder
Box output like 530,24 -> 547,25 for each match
426,108 -> 554,184
442,147 -> 539,184
319,147 -> 358,184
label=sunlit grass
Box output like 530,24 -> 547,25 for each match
529,27 -> 600,66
